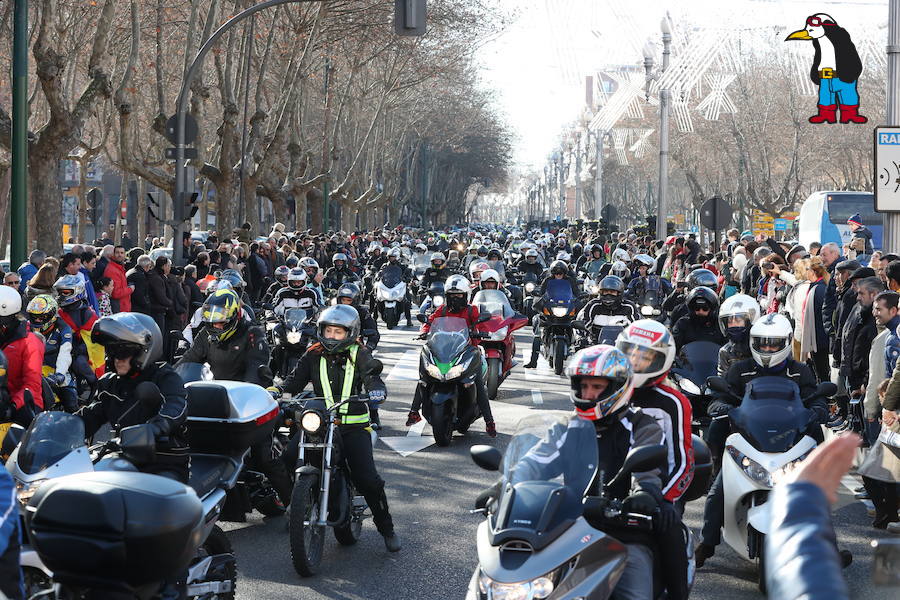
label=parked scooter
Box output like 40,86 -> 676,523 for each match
466,413 -> 711,600
706,375 -> 837,593
415,314 -> 490,446
472,290 -> 529,399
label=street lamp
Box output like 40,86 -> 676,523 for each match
643,17 -> 673,241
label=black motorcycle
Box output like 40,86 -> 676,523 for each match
538,279 -> 578,375
271,307 -> 316,379
521,271 -> 541,320
670,341 -> 722,435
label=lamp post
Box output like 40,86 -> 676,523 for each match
593,129 -> 610,223
643,17 -> 672,241
886,0 -> 900,251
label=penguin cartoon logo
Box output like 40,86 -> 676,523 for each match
785,13 -> 867,125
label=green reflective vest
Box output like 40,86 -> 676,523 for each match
320,345 -> 368,425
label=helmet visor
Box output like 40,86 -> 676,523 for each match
616,341 -> 668,374
719,313 -> 751,331
202,304 -> 235,325
105,342 -> 144,360
752,336 -> 788,354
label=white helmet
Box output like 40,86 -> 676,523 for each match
299,257 -> 319,270
0,286 -> 23,338
612,248 -> 630,263
480,269 -> 501,287
556,251 -> 571,263
615,320 -> 676,388
750,313 -> 793,368
611,261 -> 629,279
469,260 -> 490,282
445,274 -> 471,294
719,294 -> 761,336
633,254 -> 655,268
387,248 -> 402,260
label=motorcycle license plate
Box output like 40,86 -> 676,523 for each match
385,301 -> 396,308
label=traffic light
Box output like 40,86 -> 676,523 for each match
395,0 -> 426,36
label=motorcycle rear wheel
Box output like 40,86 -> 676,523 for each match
333,494 -> 364,546
200,525 -> 237,599
289,474 -> 325,577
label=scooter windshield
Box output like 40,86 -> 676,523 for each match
427,317 -> 471,364
730,376 -> 809,453
544,279 -> 574,312
674,341 -> 721,387
284,308 -> 309,331
472,290 -> 514,319
413,254 -> 430,275
17,412 -> 85,475
380,265 -> 403,288
503,413 -> 598,497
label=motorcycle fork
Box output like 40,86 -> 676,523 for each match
316,422 -> 336,526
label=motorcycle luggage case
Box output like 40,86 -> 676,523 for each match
26,471 -> 203,588
185,381 -> 279,453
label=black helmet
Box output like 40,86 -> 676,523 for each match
599,275 -> 625,307
686,286 -> 719,315
590,243 -> 603,257
572,243 -> 583,257
549,260 -> 568,276
219,269 -> 245,295
316,304 -> 360,354
477,245 -> 489,257
285,255 -> 300,268
487,248 -> 502,261
687,268 -> 717,290
91,312 -> 162,372
336,282 -> 361,305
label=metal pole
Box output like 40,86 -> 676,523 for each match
574,134 -> 582,219
885,0 -> 900,252
10,0 -> 28,268
656,29 -> 672,241
558,153 -> 565,220
322,55 -> 331,233
594,131 -> 604,221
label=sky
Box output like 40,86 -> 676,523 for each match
476,0 -> 890,170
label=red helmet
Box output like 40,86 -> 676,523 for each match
565,345 -> 634,422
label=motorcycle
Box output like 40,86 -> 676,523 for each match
270,307 -> 316,379
8,376 -> 261,597
539,279 -> 578,375
472,289 -> 529,399
375,265 -> 408,329
419,280 -> 446,318
466,412 -> 711,600
670,341 -> 722,435
638,288 -> 663,320
416,314 -> 490,446
521,272 -> 541,320
707,375 -> 836,593
284,394 -> 372,576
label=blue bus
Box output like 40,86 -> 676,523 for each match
797,190 -> 881,251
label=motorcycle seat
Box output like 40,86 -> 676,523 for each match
188,453 -> 239,499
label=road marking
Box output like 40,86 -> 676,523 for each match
408,418 -> 427,437
380,435 -> 435,457
521,348 -> 562,383
531,390 -> 543,405
841,473 -> 875,512
386,350 -> 420,381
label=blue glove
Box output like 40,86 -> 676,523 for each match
368,389 -> 386,405
49,373 -> 67,387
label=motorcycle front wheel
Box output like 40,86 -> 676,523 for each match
431,401 -> 454,446
553,339 -> 567,375
289,474 -> 325,577
486,357 -> 501,400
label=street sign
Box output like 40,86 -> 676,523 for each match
699,196 -> 733,230
164,113 -> 199,145
875,126 -> 900,211
774,218 -> 787,231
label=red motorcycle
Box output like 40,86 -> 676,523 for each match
472,289 -> 529,399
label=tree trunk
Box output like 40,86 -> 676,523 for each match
30,151 -> 64,255
137,178 -> 147,244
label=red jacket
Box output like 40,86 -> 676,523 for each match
104,259 -> 132,312
422,304 -> 481,340
2,322 -> 45,410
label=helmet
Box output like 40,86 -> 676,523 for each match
565,345 -> 634,422
525,249 -> 539,263
549,260 -> 568,276
336,282 -> 361,305
612,249 -> 630,263
205,279 -> 233,295
287,267 -> 308,289
316,304 -> 361,354
598,275 -> 625,307
274,265 -> 290,284
718,294 -> 761,340
0,286 -> 23,338
480,269 -> 501,288
91,312 -> 162,372
430,252 -> 446,268
572,243 -> 583,257
589,244 -> 603,256
634,254 -> 654,268
610,261 -> 629,279
201,289 -> 242,343
26,295 -> 59,334
477,245 -> 489,256
219,269 -> 245,295
332,252 -> 348,267
387,248 -> 402,260
300,256 -> 319,269
285,255 -> 300,268
469,261 -> 490,282
615,320 -> 676,388
415,243 -> 428,253
750,313 -> 793,368
686,286 -> 719,315
487,248 -> 502,261
556,251 -> 571,263
687,268 -> 717,290
53,275 -> 86,307
445,274 -> 470,295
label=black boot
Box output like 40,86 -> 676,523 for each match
524,338 -> 540,368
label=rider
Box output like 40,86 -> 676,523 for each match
322,252 -> 359,293
175,288 -> 292,506
54,275 -> 105,384
377,248 -> 413,327
262,265 -> 290,304
406,274 -> 497,437
523,260 -> 582,368
582,244 -> 607,277
669,268 -> 718,325
280,305 -> 401,552
420,252 -> 449,288
615,321 -> 694,600
78,312 -> 190,482
576,275 -> 639,347
0,286 -> 44,419
26,295 -> 78,412
272,267 -> 321,317
716,294 -> 761,377
299,257 -> 326,306
335,283 -> 380,352
625,254 -> 672,309
696,313 -> 828,568
516,248 -> 546,277
671,287 -> 725,351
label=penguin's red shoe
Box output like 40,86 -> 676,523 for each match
839,105 -> 868,124
809,104 -> 837,124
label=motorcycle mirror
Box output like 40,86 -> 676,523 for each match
134,381 -> 163,411
606,444 -> 667,492
815,381 -> 837,398
416,314 -> 428,323
706,376 -> 730,395
119,423 -> 157,465
470,445 -> 502,471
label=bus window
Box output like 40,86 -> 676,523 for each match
826,194 -> 879,226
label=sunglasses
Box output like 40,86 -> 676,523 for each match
806,16 -> 835,27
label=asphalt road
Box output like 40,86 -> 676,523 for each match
224,324 -> 896,600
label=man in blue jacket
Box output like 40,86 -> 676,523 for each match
15,250 -> 45,294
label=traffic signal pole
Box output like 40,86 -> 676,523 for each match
10,0 -> 28,268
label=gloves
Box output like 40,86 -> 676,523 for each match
623,490 -> 658,516
368,389 -> 387,405
654,500 -> 678,532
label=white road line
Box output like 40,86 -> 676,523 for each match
841,473 -> 875,511
531,390 -> 543,405
386,350 -> 421,381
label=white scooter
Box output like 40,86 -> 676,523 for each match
707,375 -> 835,594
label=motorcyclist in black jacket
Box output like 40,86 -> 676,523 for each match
322,252 -> 360,293
335,282 -> 380,352
577,276 -> 639,346
376,248 -> 414,326
175,288 -> 292,506
524,261 -> 582,368
78,312 -> 190,483
420,252 -> 449,288
668,268 -> 718,326
671,287 -> 725,351
262,265 -> 290,305
515,249 -> 546,277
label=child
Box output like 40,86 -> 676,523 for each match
96,276 -> 113,317
846,213 -> 874,265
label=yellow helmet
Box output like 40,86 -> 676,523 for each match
201,289 -> 241,343
26,294 -> 59,333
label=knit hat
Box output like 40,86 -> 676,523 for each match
847,213 -> 863,226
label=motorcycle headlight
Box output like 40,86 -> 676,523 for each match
678,378 -> 702,395
300,410 -> 324,434
487,326 -> 508,341
771,448 -> 815,484
727,445 -> 773,486
478,571 -> 555,600
641,305 -> 654,316
425,363 -> 444,379
445,362 -> 469,380
524,282 -> 535,293
433,295 -> 445,307
16,479 -> 46,507
286,331 -> 302,344
551,306 -> 568,317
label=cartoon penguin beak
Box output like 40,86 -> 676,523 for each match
785,29 -> 813,41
